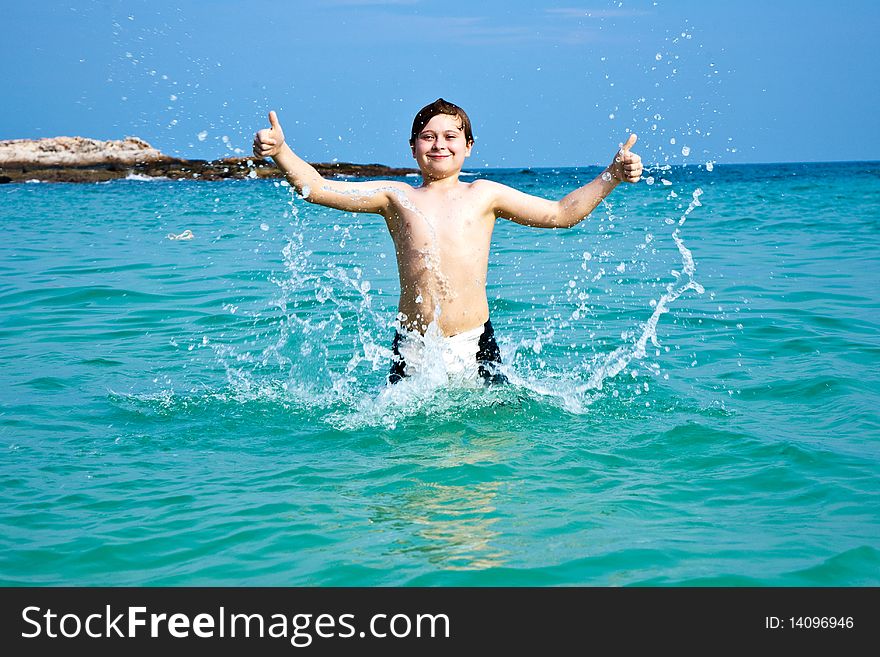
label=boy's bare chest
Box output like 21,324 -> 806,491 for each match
388,188 -> 493,247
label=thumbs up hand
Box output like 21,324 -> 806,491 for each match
608,133 -> 643,183
253,110 -> 286,159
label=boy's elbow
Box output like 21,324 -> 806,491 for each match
558,206 -> 592,229
553,204 -> 580,229
297,176 -> 328,203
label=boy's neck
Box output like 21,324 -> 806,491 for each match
418,172 -> 461,191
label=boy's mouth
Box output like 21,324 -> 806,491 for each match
427,154 -> 450,159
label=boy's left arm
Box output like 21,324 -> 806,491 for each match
491,134 -> 643,229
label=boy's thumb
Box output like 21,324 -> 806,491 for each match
620,133 -> 637,152
268,110 -> 281,130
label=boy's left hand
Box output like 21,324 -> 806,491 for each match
608,134 -> 643,183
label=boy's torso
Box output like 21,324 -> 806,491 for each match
384,180 -> 496,336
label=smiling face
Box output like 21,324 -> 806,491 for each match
411,113 -> 473,180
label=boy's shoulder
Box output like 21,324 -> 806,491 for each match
383,179 -> 417,193
469,178 -> 511,190
468,177 -> 512,199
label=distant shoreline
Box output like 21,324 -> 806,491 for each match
0,136 -> 418,184
0,159 -> 419,184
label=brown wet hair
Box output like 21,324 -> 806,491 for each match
409,98 -> 474,147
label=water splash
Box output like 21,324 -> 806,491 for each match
578,227 -> 703,394
494,185 -> 706,414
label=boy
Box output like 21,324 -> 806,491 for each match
253,98 -> 643,385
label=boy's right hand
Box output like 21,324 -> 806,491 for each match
253,111 -> 285,159
608,133 -> 643,183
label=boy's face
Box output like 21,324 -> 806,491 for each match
411,113 -> 472,178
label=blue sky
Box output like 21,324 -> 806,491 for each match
2,0 -> 878,167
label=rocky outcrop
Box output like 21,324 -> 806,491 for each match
0,136 -> 164,167
0,136 -> 418,183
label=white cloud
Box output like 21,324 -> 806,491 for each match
365,12 -> 602,46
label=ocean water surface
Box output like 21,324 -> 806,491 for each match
1,161 -> 879,585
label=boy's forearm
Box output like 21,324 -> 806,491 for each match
272,143 -> 324,194
269,143 -> 391,215
557,169 -> 619,228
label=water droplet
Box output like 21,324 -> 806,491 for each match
681,146 -> 691,156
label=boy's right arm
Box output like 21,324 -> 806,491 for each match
487,134 -> 642,229
253,111 -> 397,215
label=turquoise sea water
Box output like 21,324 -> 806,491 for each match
1,162 -> 879,586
